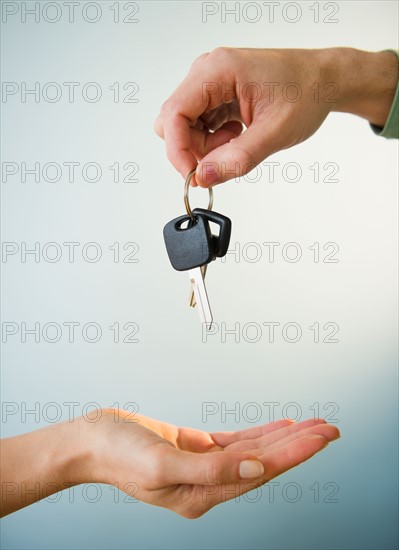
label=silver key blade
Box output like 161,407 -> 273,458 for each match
188,267 -> 213,330
189,264 -> 207,308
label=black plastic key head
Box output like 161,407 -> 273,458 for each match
192,208 -> 232,258
163,213 -> 213,271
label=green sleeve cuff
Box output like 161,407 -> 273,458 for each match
370,49 -> 399,139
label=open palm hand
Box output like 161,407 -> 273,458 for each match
90,410 -> 339,518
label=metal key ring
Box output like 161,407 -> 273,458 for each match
184,169 -> 214,219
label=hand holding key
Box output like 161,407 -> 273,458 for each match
155,48 -> 398,186
163,170 -> 231,329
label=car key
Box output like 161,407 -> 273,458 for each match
189,208 -> 232,308
188,265 -> 212,329
163,211 -> 214,329
189,265 -> 207,307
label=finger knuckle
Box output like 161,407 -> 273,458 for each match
191,52 -> 210,68
209,46 -> 233,64
160,97 -> 176,117
205,461 -> 223,484
160,101 -> 170,116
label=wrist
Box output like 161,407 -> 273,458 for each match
49,416 -> 98,487
323,47 -> 398,126
77,408 -> 125,486
1,418 -> 98,516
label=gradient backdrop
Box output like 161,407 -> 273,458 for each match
1,1 -> 398,549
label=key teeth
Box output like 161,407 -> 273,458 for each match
188,267 -> 213,328
189,264 -> 206,308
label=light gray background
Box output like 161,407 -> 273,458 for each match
1,1 -> 398,549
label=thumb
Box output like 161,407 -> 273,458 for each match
195,120 -> 278,187
164,449 -> 264,485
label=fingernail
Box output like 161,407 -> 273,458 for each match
197,163 -> 220,186
239,460 -> 264,479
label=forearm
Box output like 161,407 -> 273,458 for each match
0,418 -> 94,517
325,47 -> 398,127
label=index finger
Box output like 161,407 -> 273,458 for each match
163,113 -> 199,180
156,54 -> 236,179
